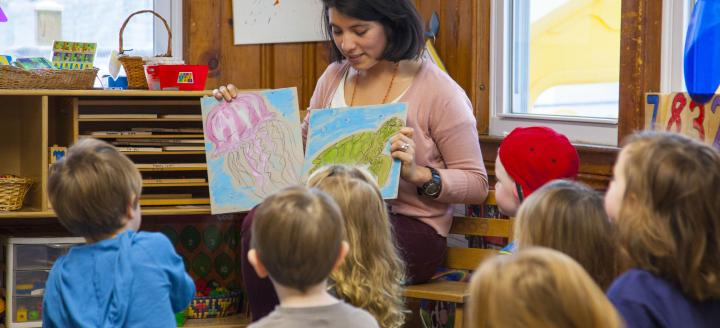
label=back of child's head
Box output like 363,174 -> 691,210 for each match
613,131 -> 720,300
468,247 -> 623,328
498,126 -> 579,198
48,138 -> 142,240
252,185 -> 345,293
307,165 -> 406,328
515,179 -> 617,290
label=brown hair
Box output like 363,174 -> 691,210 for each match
616,131 -> 720,300
468,247 -> 623,328
251,185 -> 345,293
47,138 -> 142,240
307,165 -> 406,328
515,179 -> 618,290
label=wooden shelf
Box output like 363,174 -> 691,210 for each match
185,315 -> 250,327
143,182 -> 209,187
0,205 -> 213,218
83,134 -> 204,139
137,166 -> 207,172
140,198 -> 211,206
78,99 -> 202,106
78,118 -> 202,122
0,89 -> 213,97
122,151 -> 205,155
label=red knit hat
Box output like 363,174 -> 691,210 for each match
498,126 -> 579,198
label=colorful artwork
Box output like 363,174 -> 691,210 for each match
645,92 -> 720,149
14,57 -> 54,70
51,41 -> 97,70
232,0 -> 324,45
0,5 -> 7,22
304,103 -> 408,199
201,88 -> 304,214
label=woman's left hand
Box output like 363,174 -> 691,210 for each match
390,127 -> 429,185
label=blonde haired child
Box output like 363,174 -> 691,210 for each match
307,165 -> 406,328
467,247 -> 623,328
43,138 -> 194,327
605,131 -> 720,327
514,179 -> 618,289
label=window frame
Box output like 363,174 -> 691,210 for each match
488,0 -> 620,146
153,0 -> 183,60
660,0 -> 693,93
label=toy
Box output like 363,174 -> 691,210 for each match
28,310 -> 40,320
16,306 -> 27,322
16,283 -> 33,295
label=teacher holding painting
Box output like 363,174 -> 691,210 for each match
215,0 -> 488,320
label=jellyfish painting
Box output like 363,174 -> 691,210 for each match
204,92 -> 304,201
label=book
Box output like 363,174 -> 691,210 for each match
14,57 -> 54,70
132,127 -> 203,133
135,163 -> 207,169
115,147 -> 163,152
162,146 -> 205,151
90,131 -> 152,136
141,193 -> 194,199
142,178 -> 206,184
79,114 -> 158,119
159,114 -> 202,119
114,138 -> 204,145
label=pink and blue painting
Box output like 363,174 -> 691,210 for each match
201,88 -> 304,214
0,5 -> 7,22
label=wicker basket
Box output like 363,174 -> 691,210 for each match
118,10 -> 173,89
0,176 -> 33,211
0,65 -> 98,90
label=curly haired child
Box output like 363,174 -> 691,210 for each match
467,247 -> 623,328
514,179 -> 618,290
605,131 -> 720,327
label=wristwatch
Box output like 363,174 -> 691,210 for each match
418,166 -> 442,198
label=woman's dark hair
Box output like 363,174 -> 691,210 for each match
321,0 -> 425,63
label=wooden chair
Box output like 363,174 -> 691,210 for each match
403,191 -> 513,328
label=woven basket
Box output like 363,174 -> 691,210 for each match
118,10 -> 173,89
0,176 -> 33,211
0,65 -> 98,90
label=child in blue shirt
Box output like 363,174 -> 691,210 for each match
605,132 -> 720,327
42,138 -> 195,327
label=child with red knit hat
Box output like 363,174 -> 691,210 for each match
494,126 -> 580,253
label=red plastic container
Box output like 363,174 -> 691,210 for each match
144,64 -> 209,91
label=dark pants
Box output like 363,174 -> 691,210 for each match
240,207 -> 447,321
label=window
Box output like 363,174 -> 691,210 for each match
490,0 -> 622,145
660,0 -> 694,92
0,0 -> 182,86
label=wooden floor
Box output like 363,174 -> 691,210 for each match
184,315 -> 250,327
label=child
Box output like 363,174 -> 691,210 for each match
514,179 -> 618,289
307,165 -> 406,328
43,138 -> 195,327
495,126 -> 580,217
246,185 -> 379,328
494,126 -> 580,252
605,131 -> 720,327
467,247 -> 623,328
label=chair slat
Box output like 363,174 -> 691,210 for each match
403,281 -> 469,303
446,247 -> 498,270
449,217 -> 513,238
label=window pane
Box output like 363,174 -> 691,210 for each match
0,0 -> 154,86
513,0 -> 621,119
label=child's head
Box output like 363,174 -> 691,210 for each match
515,179 -> 617,289
495,126 -> 579,216
48,138 -> 142,241
307,165 -> 406,328
468,247 -> 623,328
605,131 -> 720,300
249,185 -> 348,293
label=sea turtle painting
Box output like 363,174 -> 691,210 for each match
308,117 -> 404,187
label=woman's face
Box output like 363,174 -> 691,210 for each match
328,8 -> 388,71
604,147 -> 628,222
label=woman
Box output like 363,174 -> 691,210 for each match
216,0 -> 488,320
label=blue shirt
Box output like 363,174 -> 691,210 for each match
607,269 -> 720,328
42,230 -> 195,328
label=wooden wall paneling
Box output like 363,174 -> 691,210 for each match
618,0 -> 662,141
476,0 -> 491,135
219,0 -> 262,90
183,0 -> 223,89
272,43 -> 304,98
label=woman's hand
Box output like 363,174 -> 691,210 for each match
390,127 -> 431,186
212,84 -> 239,102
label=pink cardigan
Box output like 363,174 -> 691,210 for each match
303,60 -> 489,236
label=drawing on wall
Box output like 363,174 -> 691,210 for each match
232,0 -> 325,45
201,88 -> 304,214
304,104 -> 408,199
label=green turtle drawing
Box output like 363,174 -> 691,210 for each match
309,117 -> 404,187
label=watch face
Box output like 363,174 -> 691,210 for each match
424,182 -> 440,196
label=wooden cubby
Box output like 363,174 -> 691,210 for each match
0,90 -> 216,219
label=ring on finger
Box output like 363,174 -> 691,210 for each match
400,143 -> 410,152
